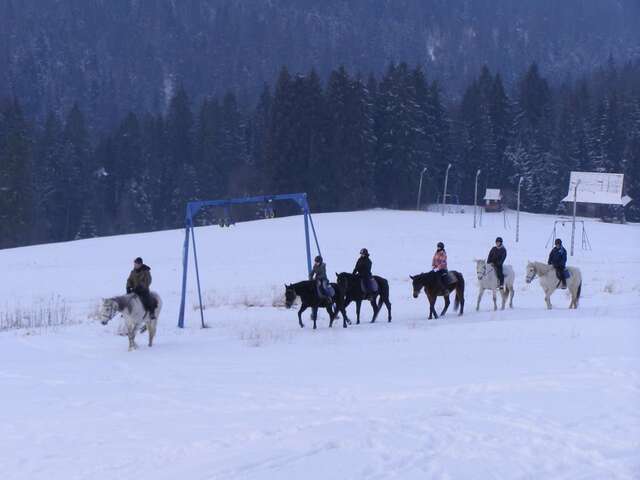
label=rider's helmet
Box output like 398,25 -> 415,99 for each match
496,237 -> 503,244
555,238 -> 563,246
314,255 -> 323,263
360,248 -> 369,256
437,242 -> 445,250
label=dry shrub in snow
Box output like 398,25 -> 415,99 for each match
0,296 -> 72,331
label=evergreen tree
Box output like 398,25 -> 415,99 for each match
325,66 -> 375,210
0,98 -> 33,247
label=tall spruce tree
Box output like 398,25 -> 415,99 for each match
0,98 -> 32,247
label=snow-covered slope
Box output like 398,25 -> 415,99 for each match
1,210 -> 639,479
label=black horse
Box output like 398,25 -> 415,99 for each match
284,281 -> 350,329
410,271 -> 465,319
335,272 -> 392,324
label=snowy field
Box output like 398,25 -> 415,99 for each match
1,209 -> 639,480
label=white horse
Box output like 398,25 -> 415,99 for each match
99,293 -> 162,351
474,259 -> 515,311
525,261 -> 582,309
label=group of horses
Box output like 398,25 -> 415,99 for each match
96,259 -> 583,350
284,260 -> 583,329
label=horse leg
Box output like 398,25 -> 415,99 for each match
545,289 -> 553,309
427,293 -> 438,319
312,307 -> 318,329
147,319 -> 156,347
127,325 -> 137,351
440,295 -> 450,317
500,289 -> 507,310
476,288 -> 483,311
298,305 -> 307,328
340,305 -> 349,328
492,289 -> 497,311
355,300 -> 362,325
327,305 -> 336,328
370,296 -> 380,323
509,285 -> 514,309
383,296 -> 392,322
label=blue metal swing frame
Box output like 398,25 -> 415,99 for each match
177,193 -> 322,328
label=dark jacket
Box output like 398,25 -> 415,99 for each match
353,256 -> 372,278
487,246 -> 507,266
127,265 -> 152,293
310,262 -> 328,282
548,246 -> 567,269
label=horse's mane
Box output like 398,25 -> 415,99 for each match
111,294 -> 134,313
530,261 -> 553,272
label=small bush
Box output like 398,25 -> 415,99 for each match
0,296 -> 72,331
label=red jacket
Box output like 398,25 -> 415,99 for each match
432,250 -> 447,270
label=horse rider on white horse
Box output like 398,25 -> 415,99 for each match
126,257 -> 158,319
548,239 -> 568,289
487,236 -> 507,290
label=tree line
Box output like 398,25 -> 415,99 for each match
1,61 -> 639,248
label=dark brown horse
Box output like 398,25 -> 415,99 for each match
335,272 -> 392,324
284,281 -> 350,329
410,271 -> 465,319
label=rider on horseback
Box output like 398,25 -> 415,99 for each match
353,248 -> 377,300
310,255 -> 333,302
126,257 -> 158,319
487,237 -> 507,290
548,238 -> 568,289
432,242 -> 449,294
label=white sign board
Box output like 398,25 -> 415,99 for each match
562,171 -> 627,205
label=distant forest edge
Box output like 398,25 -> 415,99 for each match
2,0 -> 640,130
1,59 -> 639,249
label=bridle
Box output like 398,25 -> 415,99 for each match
477,262 -> 493,280
526,265 -> 537,284
100,299 -> 119,325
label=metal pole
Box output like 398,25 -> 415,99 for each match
441,163 -> 452,216
190,225 -> 206,328
473,169 -> 481,228
570,180 -> 581,257
417,167 -> 427,211
303,210 -> 312,276
516,177 -> 523,243
177,218 -> 191,328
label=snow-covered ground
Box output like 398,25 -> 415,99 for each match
1,209 -> 639,480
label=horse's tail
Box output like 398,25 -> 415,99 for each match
577,281 -> 582,302
376,277 -> 390,306
454,273 -> 465,312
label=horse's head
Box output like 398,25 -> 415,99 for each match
284,284 -> 297,309
336,272 -> 349,292
98,297 -> 120,325
475,259 -> 487,280
410,274 -> 423,298
525,262 -> 537,284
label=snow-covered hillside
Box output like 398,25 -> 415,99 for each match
1,209 -> 639,479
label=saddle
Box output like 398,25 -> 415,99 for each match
444,272 -> 457,285
317,280 -> 335,300
360,277 -> 379,296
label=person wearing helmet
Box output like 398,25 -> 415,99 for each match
310,255 -> 332,300
548,238 -> 568,289
487,237 -> 507,290
353,248 -> 376,299
432,242 -> 449,293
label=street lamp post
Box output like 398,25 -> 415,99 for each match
441,163 -> 452,216
473,169 -> 481,228
516,177 -> 523,243
570,179 -> 581,256
416,167 -> 428,211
